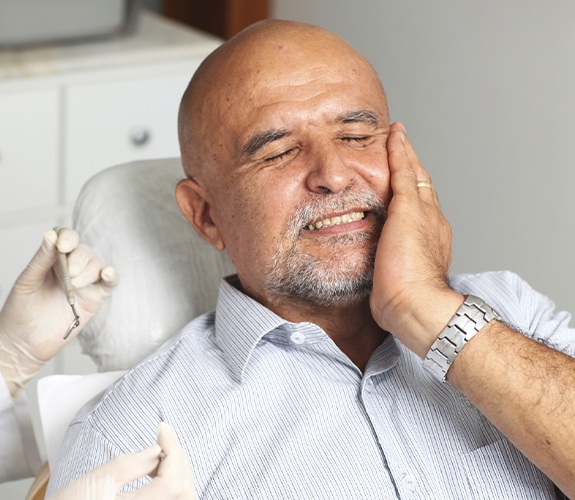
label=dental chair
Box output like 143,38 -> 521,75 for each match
27,157 -> 235,499
72,157 -> 234,372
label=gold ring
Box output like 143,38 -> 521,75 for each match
416,180 -> 433,189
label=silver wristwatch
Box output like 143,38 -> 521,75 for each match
423,294 -> 501,382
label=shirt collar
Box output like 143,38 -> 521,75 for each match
214,276 -> 288,383
365,333 -> 401,377
214,275 -> 402,383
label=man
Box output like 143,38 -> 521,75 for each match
48,20 -> 575,498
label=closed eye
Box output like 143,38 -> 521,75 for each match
340,135 -> 373,146
264,148 -> 297,163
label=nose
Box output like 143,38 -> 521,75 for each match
305,143 -> 354,194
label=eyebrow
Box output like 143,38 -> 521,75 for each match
337,109 -> 382,125
241,110 -> 383,161
242,129 -> 291,160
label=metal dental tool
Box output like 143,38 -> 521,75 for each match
54,227 -> 80,340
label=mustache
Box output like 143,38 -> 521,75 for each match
285,190 -> 387,238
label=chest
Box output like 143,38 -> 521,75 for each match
162,349 -> 555,499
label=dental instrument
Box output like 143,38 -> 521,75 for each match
54,228 -> 80,339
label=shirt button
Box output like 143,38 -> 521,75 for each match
364,379 -> 374,392
290,332 -> 305,344
402,474 -> 418,492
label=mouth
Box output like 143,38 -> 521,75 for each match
305,211 -> 367,231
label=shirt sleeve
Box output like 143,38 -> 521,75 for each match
46,418 -> 123,495
451,270 -> 575,356
46,382 -> 158,496
0,378 -> 42,483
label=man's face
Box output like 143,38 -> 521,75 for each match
189,36 -> 392,311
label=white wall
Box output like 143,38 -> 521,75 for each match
271,0 -> 575,313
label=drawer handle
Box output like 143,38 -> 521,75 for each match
129,126 -> 151,146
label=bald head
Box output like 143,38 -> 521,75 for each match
175,20 -> 392,308
177,19 -> 387,180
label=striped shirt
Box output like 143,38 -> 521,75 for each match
48,271 -> 574,498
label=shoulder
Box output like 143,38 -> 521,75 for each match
450,271 -> 574,352
450,270 -> 534,307
72,311 -> 223,431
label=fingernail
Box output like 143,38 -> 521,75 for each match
156,422 -> 173,439
101,266 -> 118,284
44,229 -> 57,246
157,422 -> 173,432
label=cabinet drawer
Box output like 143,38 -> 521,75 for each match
64,71 -> 195,203
0,89 -> 59,213
0,218 -> 55,305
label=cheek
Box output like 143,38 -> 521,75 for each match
215,181 -> 293,261
350,149 -> 392,202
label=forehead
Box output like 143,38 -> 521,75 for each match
186,23 -> 388,175
225,48 -> 385,134
228,31 -> 383,102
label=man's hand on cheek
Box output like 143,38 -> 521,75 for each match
370,122 -> 464,358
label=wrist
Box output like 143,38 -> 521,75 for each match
381,288 -> 464,359
423,294 -> 502,382
0,335 -> 45,399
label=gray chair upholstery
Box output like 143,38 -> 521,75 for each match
73,158 -> 235,371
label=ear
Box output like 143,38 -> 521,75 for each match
176,178 -> 225,251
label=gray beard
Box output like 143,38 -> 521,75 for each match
264,191 -> 386,308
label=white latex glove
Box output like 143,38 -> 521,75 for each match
48,423 -> 196,500
0,228 -> 117,397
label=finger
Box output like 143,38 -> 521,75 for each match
400,129 -> 428,181
101,266 -> 119,288
415,179 -> 437,204
70,256 -> 107,289
90,445 -> 163,492
46,474 -> 117,500
65,243 -> 118,292
387,122 -> 418,199
45,228 -> 58,246
121,424 -> 194,499
156,423 -> 188,478
128,423 -> 196,499
401,131 -> 439,204
34,229 -> 60,271
55,227 -> 80,254
66,243 -> 93,277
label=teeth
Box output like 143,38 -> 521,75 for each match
306,211 -> 365,230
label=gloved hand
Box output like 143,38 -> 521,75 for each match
48,422 -> 196,499
0,228 -> 117,397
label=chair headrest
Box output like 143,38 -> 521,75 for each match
73,158 -> 235,371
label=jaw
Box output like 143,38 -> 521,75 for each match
263,223 -> 380,309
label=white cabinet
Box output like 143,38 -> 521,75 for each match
0,11 -> 221,305
0,88 -> 59,213
0,217 -> 58,303
0,12 -> 220,497
64,72 -> 191,203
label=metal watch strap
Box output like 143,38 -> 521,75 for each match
424,294 -> 501,382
